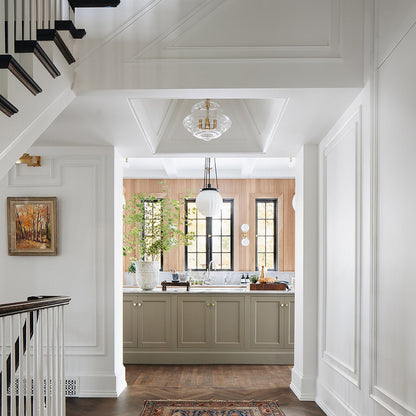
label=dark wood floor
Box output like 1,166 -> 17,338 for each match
67,365 -> 325,416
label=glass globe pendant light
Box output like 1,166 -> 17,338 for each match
195,158 -> 223,217
183,99 -> 231,141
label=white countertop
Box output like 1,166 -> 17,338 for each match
123,286 -> 294,295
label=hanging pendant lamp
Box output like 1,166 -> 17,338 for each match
195,158 -> 223,217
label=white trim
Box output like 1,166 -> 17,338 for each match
321,107 -> 362,388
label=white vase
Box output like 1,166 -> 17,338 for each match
124,272 -> 137,287
134,261 -> 159,290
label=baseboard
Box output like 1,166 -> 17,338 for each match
290,367 -> 316,401
75,372 -> 126,398
124,350 -> 294,365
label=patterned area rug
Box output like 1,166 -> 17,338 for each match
139,400 -> 286,416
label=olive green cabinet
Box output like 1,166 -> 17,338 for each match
123,294 -> 174,349
123,292 -> 294,364
177,295 -> 245,349
249,296 -> 294,349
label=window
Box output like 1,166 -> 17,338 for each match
255,199 -> 277,271
185,199 -> 233,270
143,199 -> 163,270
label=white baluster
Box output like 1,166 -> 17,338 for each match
10,316 -> 16,416
25,312 -> 32,416
44,0 -> 50,29
51,308 -> 56,415
50,0 -> 55,29
30,0 -> 36,38
58,307 -> 64,416
23,0 -> 30,40
0,317 -> 7,416
45,309 -> 51,416
15,0 -> 23,41
61,0 -> 68,20
0,0 -> 5,53
7,0 -> 15,55
18,315 -> 24,416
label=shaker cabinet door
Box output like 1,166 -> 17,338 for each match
137,295 -> 173,349
123,295 -> 138,349
178,296 -> 211,348
249,296 -> 284,349
212,296 -> 245,348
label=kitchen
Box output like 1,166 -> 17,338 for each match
121,162 -> 296,365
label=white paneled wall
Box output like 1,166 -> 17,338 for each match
0,146 -> 125,397
315,1 -> 416,415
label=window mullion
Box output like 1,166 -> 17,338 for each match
206,217 -> 212,268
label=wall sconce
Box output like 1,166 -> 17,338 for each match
241,224 -> 249,246
15,153 -> 41,167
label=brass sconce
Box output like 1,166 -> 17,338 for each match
16,153 -> 41,167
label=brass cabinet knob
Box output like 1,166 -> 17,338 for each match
133,303 -> 137,307
138,303 -> 142,307
281,304 -> 284,307
207,303 -> 211,307
285,304 -> 289,307
211,303 -> 215,307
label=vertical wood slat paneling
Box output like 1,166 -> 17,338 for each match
123,179 -> 295,275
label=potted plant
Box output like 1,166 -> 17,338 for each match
123,186 -> 195,290
124,259 -> 137,286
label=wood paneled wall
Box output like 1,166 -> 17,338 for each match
123,179 -> 295,272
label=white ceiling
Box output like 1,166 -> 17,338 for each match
34,0 -> 364,179
123,157 -> 295,179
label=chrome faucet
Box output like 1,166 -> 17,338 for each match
205,260 -> 216,285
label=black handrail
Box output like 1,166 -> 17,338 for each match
0,296 -> 71,318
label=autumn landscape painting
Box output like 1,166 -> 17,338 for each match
8,197 -> 57,256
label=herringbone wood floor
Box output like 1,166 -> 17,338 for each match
66,365 -> 325,416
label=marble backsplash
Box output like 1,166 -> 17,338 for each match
125,270 -> 295,287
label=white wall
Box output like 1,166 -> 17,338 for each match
315,1 -> 416,415
0,146 -> 126,397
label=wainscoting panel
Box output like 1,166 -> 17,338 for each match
321,108 -> 361,387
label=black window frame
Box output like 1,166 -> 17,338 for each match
184,199 -> 234,271
142,198 -> 164,271
255,198 -> 278,271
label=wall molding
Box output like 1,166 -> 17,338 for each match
8,152 -> 108,357
131,0 -> 341,62
321,107 -> 362,388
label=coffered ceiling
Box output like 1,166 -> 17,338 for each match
35,0 -> 365,177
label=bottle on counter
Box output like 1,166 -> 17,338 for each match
240,273 -> 246,285
259,266 -> 266,283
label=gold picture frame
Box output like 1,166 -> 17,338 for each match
7,197 -> 57,256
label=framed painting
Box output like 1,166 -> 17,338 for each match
7,197 -> 57,256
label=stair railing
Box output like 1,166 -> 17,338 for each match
1,0 -> 74,55
0,296 -> 71,416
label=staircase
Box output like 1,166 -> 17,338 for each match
0,0 -> 119,180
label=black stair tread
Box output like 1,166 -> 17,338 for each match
0,55 -> 42,96
37,29 -> 76,65
15,40 -> 61,79
69,0 -> 119,7
0,94 -> 19,117
55,20 -> 86,39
